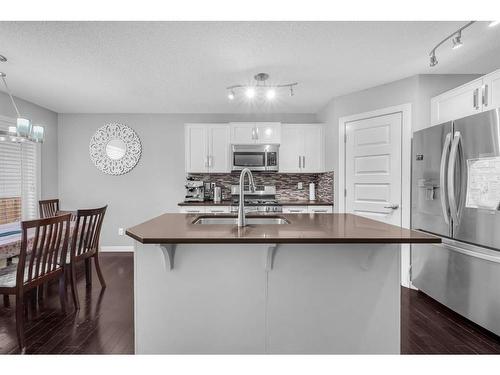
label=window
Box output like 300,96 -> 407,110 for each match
0,116 -> 39,225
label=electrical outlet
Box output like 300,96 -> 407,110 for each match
118,228 -> 125,236
297,182 -> 303,190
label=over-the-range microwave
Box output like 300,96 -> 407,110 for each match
231,144 -> 279,172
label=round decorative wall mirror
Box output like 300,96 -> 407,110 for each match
89,123 -> 142,175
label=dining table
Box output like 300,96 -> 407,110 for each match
0,211 -> 77,261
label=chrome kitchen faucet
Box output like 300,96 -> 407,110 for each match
237,168 -> 256,227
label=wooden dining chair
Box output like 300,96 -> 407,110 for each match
0,213 -> 71,353
39,199 -> 60,218
68,206 -> 107,310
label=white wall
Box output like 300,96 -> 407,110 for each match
316,74 -> 480,210
57,113 -> 317,246
0,91 -> 58,198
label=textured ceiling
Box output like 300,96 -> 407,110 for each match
0,21 -> 499,114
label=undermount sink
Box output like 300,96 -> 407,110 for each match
193,216 -> 289,225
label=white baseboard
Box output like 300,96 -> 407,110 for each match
100,246 -> 134,252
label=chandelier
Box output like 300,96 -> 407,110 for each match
0,56 -> 44,143
226,73 -> 298,102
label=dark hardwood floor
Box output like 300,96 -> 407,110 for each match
401,287 -> 500,354
0,253 -> 133,354
1,252 -> 500,354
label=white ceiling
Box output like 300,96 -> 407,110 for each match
1,21 -> 500,114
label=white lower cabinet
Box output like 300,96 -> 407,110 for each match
180,205 -> 332,214
205,206 -> 231,214
307,205 -> 333,213
179,206 -> 231,214
178,206 -> 206,214
282,206 -> 308,214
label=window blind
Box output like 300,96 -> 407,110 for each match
0,117 -> 39,224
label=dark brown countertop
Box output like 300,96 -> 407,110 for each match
126,213 -> 440,245
278,200 -> 333,206
177,200 -> 333,206
178,200 -> 233,206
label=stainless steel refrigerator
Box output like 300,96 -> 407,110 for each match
412,108 -> 500,336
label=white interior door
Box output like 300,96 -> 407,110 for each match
345,113 -> 402,225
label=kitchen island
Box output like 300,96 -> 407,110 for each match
126,213 -> 439,354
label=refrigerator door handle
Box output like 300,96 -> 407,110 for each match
448,131 -> 464,225
440,132 -> 452,224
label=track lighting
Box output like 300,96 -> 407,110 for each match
226,73 -> 298,102
451,31 -> 463,49
428,21 -> 475,67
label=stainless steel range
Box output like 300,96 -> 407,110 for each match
230,185 -> 282,213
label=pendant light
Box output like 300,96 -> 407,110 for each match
0,67 -> 44,143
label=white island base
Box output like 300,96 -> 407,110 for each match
134,242 -> 401,354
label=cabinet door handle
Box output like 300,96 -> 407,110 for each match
208,155 -> 213,168
255,127 -> 259,140
302,156 -> 305,169
473,88 -> 479,109
298,155 -> 302,168
210,210 -> 224,213
483,84 -> 489,107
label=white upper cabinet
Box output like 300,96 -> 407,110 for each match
303,125 -> 324,173
208,125 -> 231,173
280,125 -> 303,172
230,122 -> 281,144
430,78 -> 483,125
430,68 -> 500,125
185,124 -> 230,173
230,123 -> 256,144
280,124 -> 325,173
185,125 -> 209,173
483,69 -> 500,111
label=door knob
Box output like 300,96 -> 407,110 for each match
384,203 -> 399,209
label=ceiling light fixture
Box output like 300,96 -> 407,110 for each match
266,88 -> 276,100
428,21 -> 475,67
226,73 -> 298,102
245,87 -> 256,99
0,69 -> 45,143
489,21 -> 500,27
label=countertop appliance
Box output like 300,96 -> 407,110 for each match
184,178 -> 204,202
230,185 -> 281,212
411,108 -> 500,335
231,144 -> 279,172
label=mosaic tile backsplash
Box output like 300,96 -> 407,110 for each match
188,171 -> 334,202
